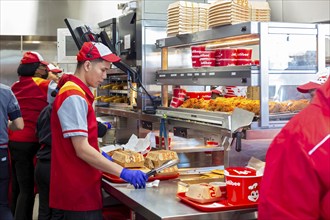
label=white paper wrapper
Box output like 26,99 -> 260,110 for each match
101,133 -> 152,156
146,180 -> 160,188
246,156 -> 265,176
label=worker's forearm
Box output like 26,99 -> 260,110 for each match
76,144 -> 123,176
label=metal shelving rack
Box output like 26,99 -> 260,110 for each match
154,21 -> 329,167
155,21 -> 328,129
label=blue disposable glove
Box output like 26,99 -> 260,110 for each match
120,168 -> 148,189
101,151 -> 113,161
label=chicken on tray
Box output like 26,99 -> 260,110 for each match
180,97 -> 309,114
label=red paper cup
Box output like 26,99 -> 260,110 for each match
253,60 -> 260,65
170,97 -> 184,108
237,59 -> 252,66
192,56 -> 201,68
236,48 -> 252,59
155,136 -> 172,148
173,88 -> 187,97
216,59 -> 237,66
191,45 -> 206,54
215,48 -> 237,59
225,167 -> 262,205
186,91 -> 212,99
200,58 -> 215,67
200,50 -> 216,59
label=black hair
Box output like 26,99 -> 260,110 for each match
17,63 -> 39,76
76,58 -> 105,69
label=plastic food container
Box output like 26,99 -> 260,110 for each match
236,48 -> 252,59
215,48 -> 237,59
225,167 -> 262,205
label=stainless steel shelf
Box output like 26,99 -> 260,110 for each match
156,66 -> 260,86
156,22 -> 260,48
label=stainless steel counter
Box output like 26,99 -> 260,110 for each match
102,178 -> 257,220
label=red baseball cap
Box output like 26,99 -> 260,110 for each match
20,51 -> 49,65
47,63 -> 62,74
297,72 -> 329,93
76,42 -> 121,63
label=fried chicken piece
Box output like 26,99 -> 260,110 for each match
181,98 -> 198,108
288,99 -> 310,112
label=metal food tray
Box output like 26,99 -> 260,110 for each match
156,107 -> 233,130
156,107 -> 254,132
157,107 -> 297,130
269,112 -> 298,121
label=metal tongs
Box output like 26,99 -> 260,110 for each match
146,159 -> 180,177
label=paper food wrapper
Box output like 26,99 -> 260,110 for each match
101,133 -> 151,156
246,156 -> 265,176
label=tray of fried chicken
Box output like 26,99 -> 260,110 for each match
179,97 -> 309,115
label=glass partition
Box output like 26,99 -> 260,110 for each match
268,34 -> 317,71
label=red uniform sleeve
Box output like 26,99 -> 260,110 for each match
258,127 -> 322,220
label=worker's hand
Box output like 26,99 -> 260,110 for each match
120,168 -> 148,189
101,151 -> 113,161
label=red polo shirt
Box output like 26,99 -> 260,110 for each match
10,76 -> 56,142
49,75 -> 101,211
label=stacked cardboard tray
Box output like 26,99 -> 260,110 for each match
167,1 -> 209,36
208,0 -> 249,28
248,1 -> 271,22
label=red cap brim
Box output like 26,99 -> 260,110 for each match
50,69 -> 62,74
101,53 -> 121,63
297,82 -> 321,93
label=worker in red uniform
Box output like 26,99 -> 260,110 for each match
9,51 -> 57,220
297,71 -> 329,99
258,77 -> 330,220
49,42 -> 148,220
46,63 -> 63,83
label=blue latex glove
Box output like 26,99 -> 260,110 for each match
120,168 -> 148,189
101,151 -> 113,161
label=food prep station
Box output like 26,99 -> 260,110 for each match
96,18 -> 329,219
0,0 -> 329,219
102,178 -> 258,220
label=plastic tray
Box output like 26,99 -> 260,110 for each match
103,172 -> 179,183
177,192 -> 258,212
